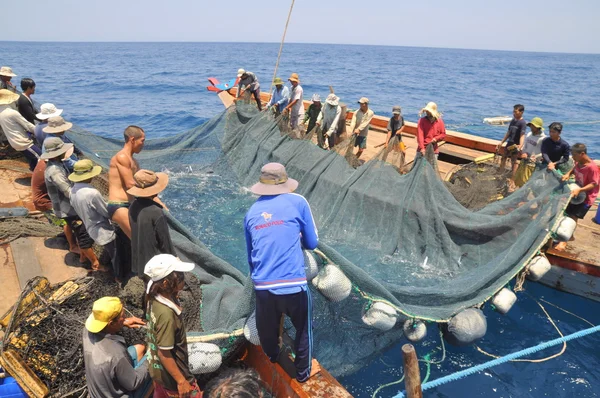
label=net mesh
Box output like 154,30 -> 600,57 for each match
1,103 -> 572,390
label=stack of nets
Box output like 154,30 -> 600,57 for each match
445,161 -> 510,210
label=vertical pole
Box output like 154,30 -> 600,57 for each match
270,0 -> 296,94
402,344 -> 423,398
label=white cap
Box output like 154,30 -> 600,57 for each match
144,254 -> 195,293
237,68 -> 246,77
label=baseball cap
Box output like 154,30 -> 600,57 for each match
85,297 -> 123,333
144,254 -> 195,293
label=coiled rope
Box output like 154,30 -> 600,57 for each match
269,0 -> 295,94
392,323 -> 600,398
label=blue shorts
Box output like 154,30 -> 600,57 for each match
354,136 -> 367,149
127,345 -> 147,368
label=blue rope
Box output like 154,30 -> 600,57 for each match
392,324 -> 600,398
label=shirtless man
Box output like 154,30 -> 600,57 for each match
108,126 -> 145,238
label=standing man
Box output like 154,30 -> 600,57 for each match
496,104 -> 527,178
316,94 -> 341,150
284,73 -> 304,130
541,122 -> 572,174
349,97 -> 374,159
556,143 -> 599,250
108,125 -> 145,239
417,102 -> 446,158
302,94 -> 322,136
244,162 -> 320,383
266,77 -> 289,115
0,89 -> 40,170
236,69 -> 262,111
17,78 -> 39,124
385,106 -> 406,151
514,117 -> 547,187
128,169 -> 175,278
0,67 -> 18,93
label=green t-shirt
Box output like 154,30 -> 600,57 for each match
146,296 -> 194,391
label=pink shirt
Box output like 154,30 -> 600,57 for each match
417,117 -> 446,153
573,161 -> 600,206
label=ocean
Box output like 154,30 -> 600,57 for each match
2,42 -> 600,397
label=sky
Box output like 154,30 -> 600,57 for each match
2,0 -> 600,54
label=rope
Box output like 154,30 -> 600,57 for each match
269,0 -> 295,94
392,324 -> 600,398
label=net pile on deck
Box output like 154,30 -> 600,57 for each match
58,101 -> 572,378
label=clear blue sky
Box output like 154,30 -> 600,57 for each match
3,0 -> 599,54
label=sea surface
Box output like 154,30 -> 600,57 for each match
2,42 -> 600,397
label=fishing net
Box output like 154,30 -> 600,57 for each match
2,102 -> 572,392
444,161 -> 511,210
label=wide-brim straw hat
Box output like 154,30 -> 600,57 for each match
325,94 -> 339,106
127,169 -> 169,197
420,102 -> 441,119
251,162 -> 298,196
36,103 -> 63,120
288,73 -> 300,83
41,137 -> 74,160
0,67 -> 17,77
68,159 -> 103,182
43,116 -> 73,134
0,89 -> 19,105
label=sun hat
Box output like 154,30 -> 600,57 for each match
420,102 -> 441,119
43,116 -> 73,134
126,169 -> 169,197
36,103 -> 63,120
0,67 -> 17,77
325,94 -> 339,106
41,137 -> 74,160
237,68 -> 246,77
357,97 -> 369,104
311,94 -> 321,102
273,77 -> 284,85
526,117 -> 544,130
392,106 -> 402,115
68,159 -> 103,182
85,297 -> 123,333
144,253 -> 195,293
0,89 -> 19,105
250,162 -> 298,196
288,73 -> 300,83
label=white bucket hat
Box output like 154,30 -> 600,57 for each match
250,163 -> 298,196
0,67 -> 17,77
325,94 -> 339,106
311,94 -> 321,102
36,103 -> 63,120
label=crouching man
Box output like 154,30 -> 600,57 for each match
83,297 -> 150,398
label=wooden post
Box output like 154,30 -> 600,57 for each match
402,344 -> 423,398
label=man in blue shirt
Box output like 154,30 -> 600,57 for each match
244,162 -> 319,383
266,77 -> 289,116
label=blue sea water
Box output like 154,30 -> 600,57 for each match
2,42 -> 600,397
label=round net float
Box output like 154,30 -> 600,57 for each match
243,311 -> 261,345
361,301 -> 399,331
312,264 -> 352,302
526,255 -> 552,282
303,250 -> 321,281
403,319 -> 427,343
491,287 -> 517,315
188,342 -> 222,374
442,308 -> 487,346
568,183 -> 587,205
553,216 -> 577,242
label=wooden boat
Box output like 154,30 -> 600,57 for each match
217,87 -> 600,304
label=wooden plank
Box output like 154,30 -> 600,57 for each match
538,266 -> 600,302
10,238 -> 43,289
438,143 -> 492,162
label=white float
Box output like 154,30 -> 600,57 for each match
526,255 -> 552,281
403,319 -> 427,343
243,311 -> 261,346
312,264 -> 352,302
303,250 -> 321,281
554,216 -> 577,242
442,308 -> 487,346
188,342 -> 222,374
491,288 -> 517,315
361,301 -> 398,331
568,183 -> 586,205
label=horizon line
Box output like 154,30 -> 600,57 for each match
2,40 -> 599,56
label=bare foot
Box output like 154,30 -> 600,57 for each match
554,241 -> 568,251
92,264 -> 110,272
309,359 -> 321,378
69,246 -> 81,254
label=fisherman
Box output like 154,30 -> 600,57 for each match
284,73 -> 304,130
541,122 -> 572,173
266,77 -> 289,115
0,89 -> 40,170
236,69 -> 262,111
350,97 -> 374,159
556,143 -> 599,251
69,160 -> 124,278
203,368 -> 266,397
496,104 -> 526,180
302,94 -> 322,136
43,137 -> 101,269
17,78 -> 39,124
42,116 -> 81,171
144,254 -> 201,397
385,106 -> 406,151
83,297 -> 150,398
514,117 -> 547,187
0,66 -> 18,93
128,169 -> 175,278
417,102 -> 446,158
108,125 -> 145,239
34,103 -> 63,147
244,162 -> 320,383
316,93 -> 341,150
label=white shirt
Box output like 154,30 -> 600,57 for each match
0,105 -> 35,151
522,131 -> 547,158
290,84 -> 305,117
